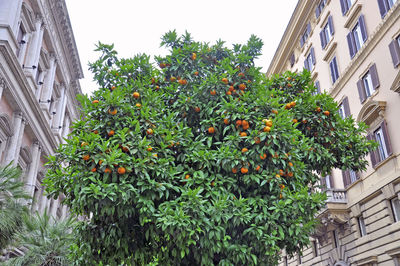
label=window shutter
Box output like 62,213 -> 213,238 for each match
329,61 -> 335,82
316,6 -> 321,18
369,63 -> 380,89
290,53 -> 295,67
333,57 -> 339,80
359,15 -> 368,42
381,121 -> 393,156
367,134 -> 378,168
357,80 -> 367,103
342,96 -> 351,117
340,0 -> 348,15
311,47 -> 316,65
342,170 -> 350,188
328,16 -> 335,35
377,0 -> 388,18
389,40 -> 400,67
320,30 -> 327,49
304,58 -> 310,71
315,81 -> 321,94
307,23 -> 311,35
347,33 -> 356,58
300,37 -> 305,48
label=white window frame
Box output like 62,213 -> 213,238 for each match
358,216 -> 367,236
362,71 -> 374,97
324,22 -> 332,44
374,127 -> 389,161
391,197 -> 400,222
352,22 -> 365,51
338,103 -> 346,119
306,52 -> 314,71
349,170 -> 358,183
329,57 -> 339,84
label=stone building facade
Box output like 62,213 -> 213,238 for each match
267,0 -> 400,265
0,0 -> 82,219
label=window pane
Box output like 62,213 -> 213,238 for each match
325,24 -> 332,43
358,217 -> 367,236
353,23 -> 364,51
349,170 -> 358,183
362,72 -> 374,97
375,127 -> 388,161
338,104 -> 345,119
391,198 -> 400,222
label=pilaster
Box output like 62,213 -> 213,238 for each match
25,141 -> 41,199
3,112 -> 25,166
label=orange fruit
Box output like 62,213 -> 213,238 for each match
238,72 -> 245,78
260,153 -> 267,160
159,63 -> 166,68
285,103 -> 292,109
263,126 -> 271,132
241,148 -> 248,153
239,83 -> 246,90
208,127 -> 215,134
288,162 -> 293,167
83,154 -> 90,161
91,167 -> 97,172
242,120 -> 249,129
236,120 -> 242,126
93,130 -> 99,134
323,110 -> 330,116
92,100 -> 99,104
108,108 -> 117,115
170,76 -> 176,82
117,167 -> 126,175
191,53 -> 197,60
135,103 -> 142,108
210,90 -> 216,96
276,174 -> 281,178
194,71 -> 199,76
194,107 -> 201,113
104,167 -> 112,173
151,77 -> 156,84
271,109 -> 278,115
223,118 -> 229,125
98,160 -> 103,165
290,101 -> 296,107
279,169 -> 284,176
155,85 -> 160,91
111,86 -> 116,90
147,146 -> 153,152
254,137 -> 261,144
288,172 -> 294,177
265,119 -> 273,127
211,181 -> 215,186
229,86 -> 234,92
226,91 -> 232,95
147,128 -> 154,135
256,165 -> 261,171
241,167 -> 248,174
185,174 -> 190,179
239,132 -> 247,137
133,92 -> 140,99
81,142 -> 88,147
232,167 -> 238,174
221,78 -> 228,84
279,193 -> 283,199
292,119 -> 298,123
279,184 -> 285,189
316,107 -> 322,112
122,146 -> 129,152
108,130 -> 115,136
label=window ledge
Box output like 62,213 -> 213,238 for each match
373,153 -> 395,171
344,4 -> 362,28
323,42 -> 337,61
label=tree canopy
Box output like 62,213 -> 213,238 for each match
44,31 -> 373,265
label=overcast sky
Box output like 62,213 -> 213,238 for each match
65,0 -> 298,95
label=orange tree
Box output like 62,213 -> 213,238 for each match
44,31 -> 373,265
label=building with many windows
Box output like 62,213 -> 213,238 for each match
0,0 -> 82,219
267,0 -> 400,265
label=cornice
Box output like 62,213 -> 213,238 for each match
329,2 -> 400,98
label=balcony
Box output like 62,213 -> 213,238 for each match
326,188 -> 347,203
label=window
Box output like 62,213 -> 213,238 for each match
340,0 -> 355,14
289,52 -> 295,67
358,216 -> 367,236
320,16 -> 335,49
367,121 -> 392,168
311,240 -> 318,257
321,174 -> 333,190
378,0 -> 399,18
304,47 -> 316,71
357,64 -> 379,103
391,197 -> 400,222
347,15 -> 368,58
329,57 -> 340,84
314,81 -> 321,95
315,0 -> 327,18
300,23 -> 311,48
342,169 -> 359,187
338,96 -> 350,119
389,35 -> 400,67
332,230 -> 339,248
16,25 -> 26,58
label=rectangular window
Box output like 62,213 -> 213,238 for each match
300,23 -> 311,48
315,0 -> 327,18
389,34 -> 400,67
340,0 -> 355,14
342,169 -> 359,187
320,16 -> 335,49
289,52 -> 295,67
358,216 -> 367,236
375,127 -> 389,161
347,15 -> 368,58
16,25 -> 25,58
304,47 -> 316,71
329,57 -> 339,84
391,197 -> 400,222
314,81 -> 321,95
349,170 -> 358,183
378,0 -> 399,18
357,64 -> 380,103
338,96 -> 350,119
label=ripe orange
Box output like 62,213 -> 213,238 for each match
170,76 -> 177,82
323,110 -> 330,116
93,130 -> 99,134
238,72 -> 245,78
194,71 -> 199,76
263,126 -> 271,132
239,83 -> 246,90
226,91 -> 232,95
133,92 -> 140,99
288,162 -> 293,167
316,107 -> 322,112
122,146 -> 129,152
208,127 -> 215,134
191,53 -> 197,60
285,103 -> 292,109
185,174 -> 190,179
279,169 -> 284,176
211,181 -> 215,186
242,120 -> 249,130
254,137 -> 261,144
147,146 -> 153,152
241,167 -> 248,174
232,167 -> 238,174
81,142 -> 88,147
290,101 -> 296,107
292,119 -> 298,123
221,78 -> 228,84
194,107 -> 201,113
279,193 -> 283,199
104,167 -> 112,173
256,165 -> 261,171
236,120 -> 242,126
223,118 -> 229,125
108,108 -> 117,115
210,90 -> 216,96
151,77 -> 156,84
229,86 -> 234,92
155,85 -> 160,91
108,130 -> 115,136
135,103 -> 141,108
83,154 -> 90,161
91,167 -> 97,172
264,119 -> 273,127
92,100 -> 99,104
276,174 -> 281,178
279,184 -> 285,190
239,132 -> 247,137
147,128 -> 154,135
117,167 -> 126,175
159,63 -> 166,68
241,148 -> 248,153
111,86 -> 116,90
288,172 -> 294,177
272,109 -> 278,115
260,153 -> 267,160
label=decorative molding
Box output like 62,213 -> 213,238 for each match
323,42 -> 337,61
356,100 -> 386,125
390,69 -> 400,93
0,113 -> 13,137
344,4 -> 362,29
353,255 -> 378,265
19,146 -> 32,164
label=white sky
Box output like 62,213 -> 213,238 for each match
65,0 -> 298,95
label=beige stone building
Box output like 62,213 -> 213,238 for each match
0,0 -> 82,219
267,0 -> 400,265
